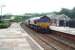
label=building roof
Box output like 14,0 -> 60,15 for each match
47,14 -> 71,20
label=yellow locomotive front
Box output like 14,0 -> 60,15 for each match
35,16 -> 51,29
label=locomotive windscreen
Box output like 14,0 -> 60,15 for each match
39,16 -> 50,22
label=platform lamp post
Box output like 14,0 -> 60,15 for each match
0,5 -> 6,21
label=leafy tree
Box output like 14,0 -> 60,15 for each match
54,7 -> 75,18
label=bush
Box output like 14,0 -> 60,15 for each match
0,21 -> 11,28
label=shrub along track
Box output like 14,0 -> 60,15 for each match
21,23 -> 75,50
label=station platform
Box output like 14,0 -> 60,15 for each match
50,26 -> 75,35
0,23 -> 43,50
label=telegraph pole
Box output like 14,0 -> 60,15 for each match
0,5 -> 6,21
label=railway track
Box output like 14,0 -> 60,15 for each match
48,32 -> 75,48
21,23 -> 75,50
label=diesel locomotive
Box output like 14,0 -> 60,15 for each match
25,16 -> 51,33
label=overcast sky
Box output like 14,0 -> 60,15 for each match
0,0 -> 75,15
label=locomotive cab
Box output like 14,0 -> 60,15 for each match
38,16 -> 51,29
